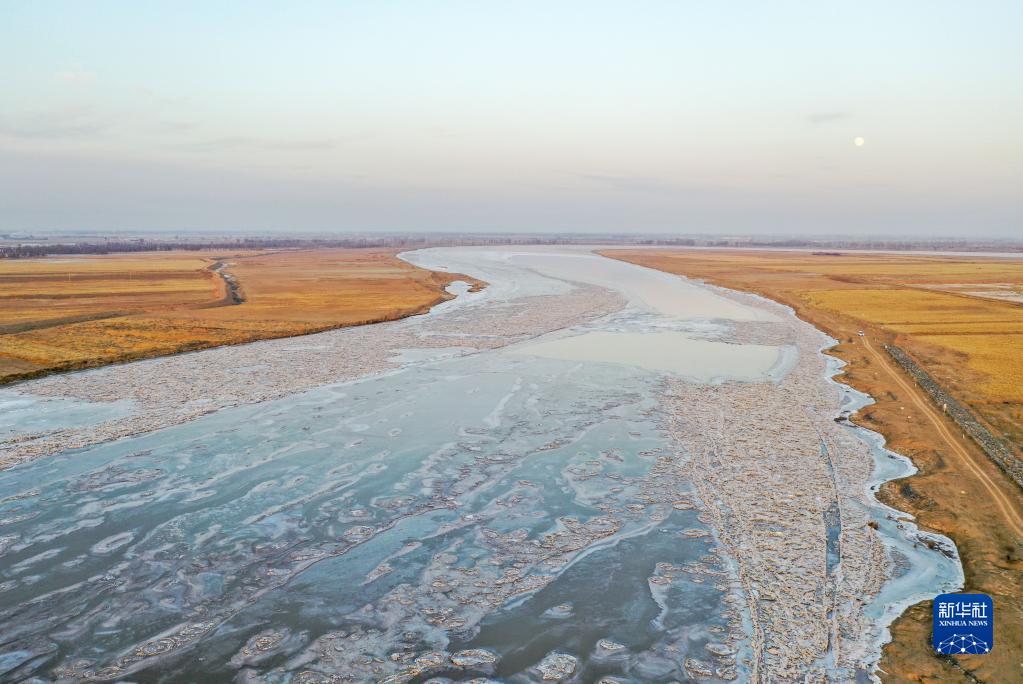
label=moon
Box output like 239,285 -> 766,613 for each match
854,136 -> 865,147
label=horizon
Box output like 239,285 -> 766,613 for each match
7,227 -> 1023,243
2,1 -> 1021,236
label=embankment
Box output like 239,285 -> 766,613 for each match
885,344 -> 1023,491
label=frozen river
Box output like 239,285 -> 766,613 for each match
0,248 -> 961,682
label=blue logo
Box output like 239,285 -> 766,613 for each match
933,593 -> 993,655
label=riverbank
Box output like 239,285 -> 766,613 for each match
656,283 -> 958,680
0,248 -> 483,385
0,252 -> 621,470
603,248 -> 1023,683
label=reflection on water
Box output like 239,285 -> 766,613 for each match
518,330 -> 781,380
0,349 -> 747,682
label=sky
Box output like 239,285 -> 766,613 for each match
1,1 -> 1021,236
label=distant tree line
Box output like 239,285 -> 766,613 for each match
1,234 -> 1020,259
0,235 -> 705,258
0,237 -> 428,258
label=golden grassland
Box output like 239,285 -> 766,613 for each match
0,254 -> 225,330
603,248 -> 1023,683
606,249 -> 1023,423
0,249 -> 480,383
800,287 -> 1023,401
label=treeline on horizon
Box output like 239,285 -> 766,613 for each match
0,237 -> 428,258
1,235 -> 1020,259
1,234 -> 687,258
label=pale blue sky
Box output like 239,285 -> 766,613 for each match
1,1 -> 1020,235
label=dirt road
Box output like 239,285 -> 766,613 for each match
861,335 -> 1023,541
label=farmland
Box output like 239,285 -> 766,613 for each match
0,249 -> 479,384
603,248 -> 1023,683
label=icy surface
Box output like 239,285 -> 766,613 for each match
0,247 -> 961,682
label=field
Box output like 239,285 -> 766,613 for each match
606,250 -> 1023,449
0,249 -> 479,384
603,248 -> 1023,683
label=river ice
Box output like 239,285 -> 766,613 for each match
0,247 -> 961,683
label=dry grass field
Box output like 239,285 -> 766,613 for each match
604,249 -> 1023,683
0,249 -> 479,384
0,253 -> 228,331
607,250 -> 1023,448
